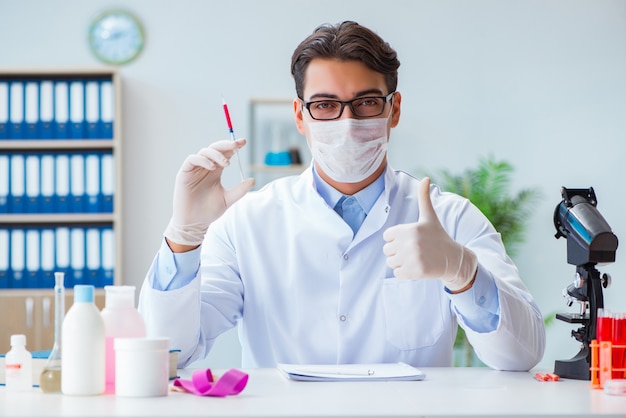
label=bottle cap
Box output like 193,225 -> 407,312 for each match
10,334 -> 26,347
114,337 -> 169,351
104,285 -> 136,308
74,285 -> 95,303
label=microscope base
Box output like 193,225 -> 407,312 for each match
554,346 -> 590,380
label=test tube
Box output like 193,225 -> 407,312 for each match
612,312 -> 626,379
597,308 -> 613,342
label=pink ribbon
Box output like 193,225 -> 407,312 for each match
173,368 -> 248,397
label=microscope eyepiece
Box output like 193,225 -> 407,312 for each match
554,187 -> 618,265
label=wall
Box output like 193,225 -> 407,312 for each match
1,0 -> 625,370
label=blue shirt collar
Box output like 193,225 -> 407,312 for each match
312,165 -> 385,214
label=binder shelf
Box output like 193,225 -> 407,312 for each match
0,68 -> 122,352
0,68 -> 122,292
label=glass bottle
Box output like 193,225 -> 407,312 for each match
39,272 -> 65,393
5,334 -> 33,391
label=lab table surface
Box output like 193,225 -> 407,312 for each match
1,367 -> 625,417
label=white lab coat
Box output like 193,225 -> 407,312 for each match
139,165 -> 545,370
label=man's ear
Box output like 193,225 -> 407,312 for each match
390,91 -> 401,128
294,99 -> 306,135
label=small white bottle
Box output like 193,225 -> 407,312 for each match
61,285 -> 105,396
5,334 -> 33,391
100,285 -> 146,392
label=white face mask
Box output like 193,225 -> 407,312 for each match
307,116 -> 389,183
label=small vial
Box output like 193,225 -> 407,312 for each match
5,334 -> 33,391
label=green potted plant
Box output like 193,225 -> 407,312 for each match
424,155 -> 541,366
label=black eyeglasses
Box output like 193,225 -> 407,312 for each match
301,92 -> 395,121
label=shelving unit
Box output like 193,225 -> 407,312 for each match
247,97 -> 310,188
0,67 -> 121,352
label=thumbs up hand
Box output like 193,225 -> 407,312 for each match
382,177 -> 478,292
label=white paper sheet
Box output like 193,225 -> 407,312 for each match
278,362 -> 426,382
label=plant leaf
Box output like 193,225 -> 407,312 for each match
427,155 -> 540,257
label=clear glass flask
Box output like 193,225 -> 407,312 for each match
39,272 -> 65,393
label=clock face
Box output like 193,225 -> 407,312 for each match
89,10 -> 144,65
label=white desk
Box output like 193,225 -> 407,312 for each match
1,367 -> 625,417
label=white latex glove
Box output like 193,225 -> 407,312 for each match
164,138 -> 255,246
382,177 -> 477,292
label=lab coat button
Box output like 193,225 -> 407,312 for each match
339,315 -> 347,322
478,295 -> 486,305
343,254 -> 349,260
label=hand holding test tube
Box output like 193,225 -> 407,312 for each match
162,102 -> 254,247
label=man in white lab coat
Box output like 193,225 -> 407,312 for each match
138,21 -> 545,370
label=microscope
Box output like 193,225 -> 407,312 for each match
553,187 -> 619,380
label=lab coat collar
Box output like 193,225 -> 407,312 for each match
298,163 -> 397,209
295,164 -> 397,247
311,165 -> 385,215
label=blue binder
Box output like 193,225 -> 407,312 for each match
54,81 -> 69,139
0,228 -> 9,289
25,228 -> 40,288
9,228 -> 25,288
24,153 -> 41,213
69,153 -> 85,212
69,80 -> 85,139
100,80 -> 114,139
39,80 -> 54,139
9,154 -> 25,213
70,227 -> 87,286
0,155 -> 8,213
101,152 -> 114,213
40,228 -> 56,289
0,81 -> 8,139
40,154 -> 55,213
85,81 -> 100,139
101,226 -> 114,286
54,154 -> 70,213
85,154 -> 100,212
9,80 -> 25,140
24,81 -> 39,140
54,227 -> 71,288
85,227 -> 102,286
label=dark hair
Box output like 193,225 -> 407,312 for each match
291,21 -> 400,99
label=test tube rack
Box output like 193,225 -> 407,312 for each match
589,340 -> 626,389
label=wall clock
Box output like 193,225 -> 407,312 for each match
88,10 -> 145,65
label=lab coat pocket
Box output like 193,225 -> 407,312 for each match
382,278 -> 444,351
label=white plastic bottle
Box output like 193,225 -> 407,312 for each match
61,285 -> 105,396
5,334 -> 32,391
100,285 -> 146,392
